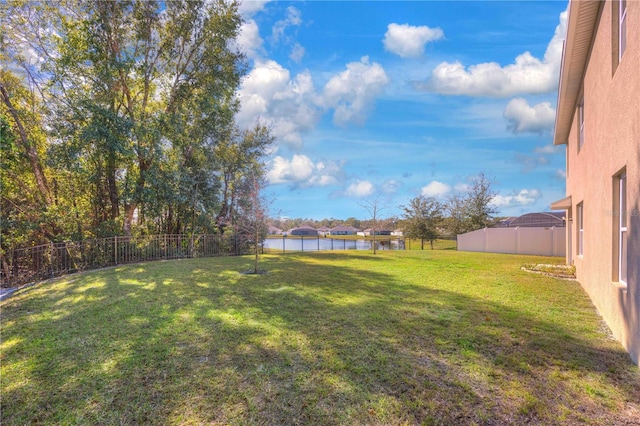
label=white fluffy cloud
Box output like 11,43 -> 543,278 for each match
322,56 -> 390,126
503,97 -> 555,134
238,57 -> 389,147
345,180 -> 375,198
417,10 -> 567,97
238,0 -> 271,17
421,180 -> 451,197
383,23 -> 444,58
267,154 -> 344,188
237,60 -> 323,149
236,19 -> 263,59
493,189 -> 542,207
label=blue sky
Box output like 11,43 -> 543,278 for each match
235,0 -> 569,220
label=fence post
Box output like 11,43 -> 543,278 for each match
50,242 -> 55,278
114,236 -> 118,265
483,228 -> 488,252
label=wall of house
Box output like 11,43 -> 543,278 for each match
457,227 -> 565,257
565,0 -> 639,364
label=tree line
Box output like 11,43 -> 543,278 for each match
269,172 -> 499,249
401,173 -> 498,249
1,1 -> 273,261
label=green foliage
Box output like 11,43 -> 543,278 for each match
0,0 -> 273,246
401,195 -> 444,249
444,172 -> 498,235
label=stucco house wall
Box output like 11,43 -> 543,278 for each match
552,0 -> 639,365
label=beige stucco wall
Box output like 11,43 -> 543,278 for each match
565,0 -> 639,365
457,227 -> 565,257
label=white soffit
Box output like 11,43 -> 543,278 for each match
553,0 -> 601,146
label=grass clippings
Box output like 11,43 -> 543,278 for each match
1,251 -> 638,425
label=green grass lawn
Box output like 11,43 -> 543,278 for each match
2,251 -> 638,425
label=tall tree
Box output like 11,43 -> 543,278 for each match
48,0 -> 246,235
465,173 -> 498,231
444,193 -> 470,236
402,195 -> 443,249
0,70 -> 65,246
215,124 -> 274,233
1,0 -> 274,248
444,173 -> 498,235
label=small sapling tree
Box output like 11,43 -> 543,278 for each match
360,196 -> 388,254
235,173 -> 270,274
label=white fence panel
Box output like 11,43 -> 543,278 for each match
457,227 -> 565,257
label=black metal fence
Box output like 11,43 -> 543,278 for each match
1,234 -> 459,288
1,234 -> 248,288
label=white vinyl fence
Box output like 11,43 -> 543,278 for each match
457,227 -> 565,257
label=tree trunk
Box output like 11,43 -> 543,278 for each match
1,255 -> 11,285
254,227 -> 259,274
123,203 -> 136,236
0,82 -> 51,206
106,153 -> 120,220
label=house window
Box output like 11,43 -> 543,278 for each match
620,0 -> 627,60
619,173 -> 627,285
578,99 -> 585,150
577,202 -> 584,257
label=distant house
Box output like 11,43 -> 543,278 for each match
550,0 -> 639,366
495,212 -> 565,228
391,229 -> 403,237
316,226 -> 331,236
329,225 -> 359,235
268,226 -> 283,235
288,226 -> 318,236
362,228 -> 392,236
495,217 -> 517,228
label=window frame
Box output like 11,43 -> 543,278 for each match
619,173 -> 627,285
620,0 -> 627,61
578,98 -> 585,150
577,202 -> 584,257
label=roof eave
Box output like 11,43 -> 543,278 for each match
551,195 -> 573,210
553,0 -> 601,146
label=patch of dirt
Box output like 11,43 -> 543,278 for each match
521,263 -> 576,280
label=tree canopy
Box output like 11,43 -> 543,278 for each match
444,173 -> 498,235
1,0 -> 273,256
401,195 -> 443,249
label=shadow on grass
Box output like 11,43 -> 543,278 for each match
1,253 -> 638,425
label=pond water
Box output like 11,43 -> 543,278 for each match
262,237 -> 405,252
